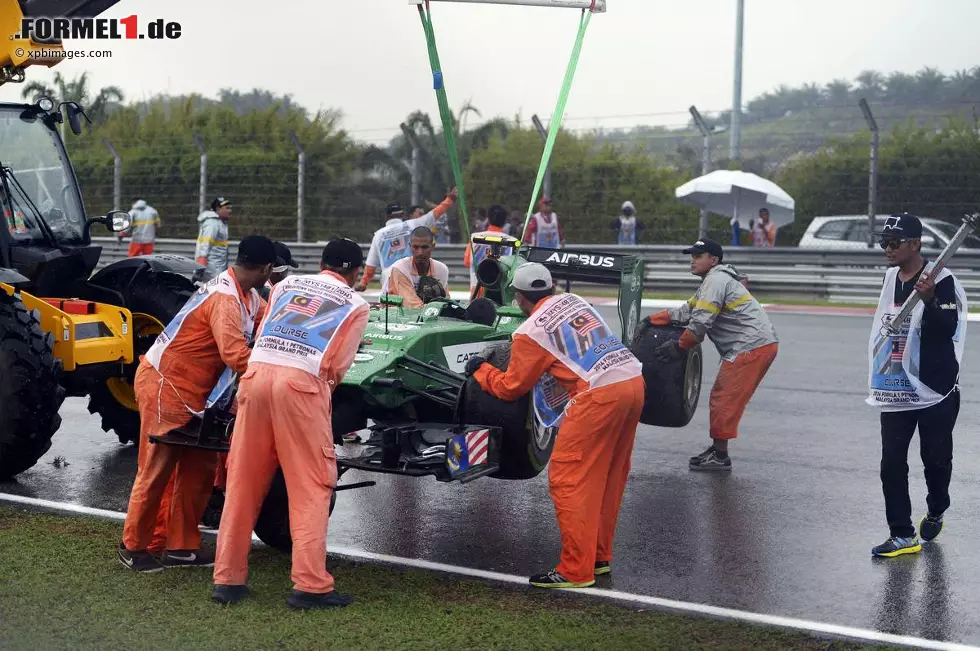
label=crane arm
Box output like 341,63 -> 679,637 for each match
1,0 -> 122,86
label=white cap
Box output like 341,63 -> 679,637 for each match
133,199 -> 147,210
621,200 -> 635,211
512,262 -> 553,293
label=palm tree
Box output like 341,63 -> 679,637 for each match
823,79 -> 852,105
947,68 -> 980,101
914,67 -> 946,101
855,70 -> 885,101
884,71 -> 917,103
20,71 -> 124,127
381,102 -> 509,204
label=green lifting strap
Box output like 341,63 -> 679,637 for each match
522,9 -> 593,242
417,3 -> 471,247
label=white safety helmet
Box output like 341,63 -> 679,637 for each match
621,201 -> 635,215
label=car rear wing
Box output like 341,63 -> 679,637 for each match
518,246 -> 645,342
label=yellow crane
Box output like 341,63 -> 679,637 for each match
0,0 -> 201,479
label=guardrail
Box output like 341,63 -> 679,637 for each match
92,238 -> 980,304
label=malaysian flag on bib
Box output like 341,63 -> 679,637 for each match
286,295 -> 323,317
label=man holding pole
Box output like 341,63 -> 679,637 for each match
867,213 -> 968,558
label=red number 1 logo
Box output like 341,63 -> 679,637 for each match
120,15 -> 138,39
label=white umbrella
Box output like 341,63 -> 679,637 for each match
675,170 -> 795,229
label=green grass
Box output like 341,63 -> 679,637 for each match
0,507 -> 895,651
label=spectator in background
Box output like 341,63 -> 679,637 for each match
473,208 -> 488,233
506,210 -> 524,238
465,204 -> 513,298
355,189 -> 457,291
730,216 -> 742,247
610,201 -> 644,245
753,208 -> 777,248
123,199 -> 161,257
526,197 -> 565,249
195,197 -> 232,281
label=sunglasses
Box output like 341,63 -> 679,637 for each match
879,238 -> 911,250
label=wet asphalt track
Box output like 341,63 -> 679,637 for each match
3,309 -> 980,647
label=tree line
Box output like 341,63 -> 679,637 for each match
20,70 -> 980,245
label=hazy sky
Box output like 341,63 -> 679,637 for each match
2,0 -> 979,144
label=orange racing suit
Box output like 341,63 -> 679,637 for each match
473,293 -> 644,584
214,271 -> 369,594
122,269 -> 265,554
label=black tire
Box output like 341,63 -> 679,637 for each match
253,466 -> 337,553
461,342 -> 556,480
0,291 -> 66,480
631,324 -> 703,427
87,273 -> 193,444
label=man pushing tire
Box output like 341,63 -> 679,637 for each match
638,238 -> 778,471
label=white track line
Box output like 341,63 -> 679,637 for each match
1,493 -> 976,651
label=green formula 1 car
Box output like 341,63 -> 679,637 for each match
153,236 -> 702,550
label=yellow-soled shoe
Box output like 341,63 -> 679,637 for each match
529,569 -> 595,588
872,536 -> 922,558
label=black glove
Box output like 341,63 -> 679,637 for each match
416,275 -> 447,304
464,355 -> 486,376
653,339 -> 684,363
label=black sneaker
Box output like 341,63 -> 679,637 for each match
161,548 -> 215,568
594,561 -> 611,576
529,569 -> 595,589
689,449 -> 732,471
689,445 -> 715,465
212,584 -> 250,605
920,513 -> 945,542
117,543 -> 165,573
871,536 -> 922,558
287,589 -> 353,610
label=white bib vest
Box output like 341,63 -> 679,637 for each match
517,293 -> 642,392
381,256 -> 449,295
250,273 -> 367,377
533,213 -> 561,249
144,269 -> 262,415
866,266 -> 967,411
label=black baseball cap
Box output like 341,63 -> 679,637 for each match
236,235 -> 277,266
876,213 -> 923,239
273,241 -> 298,269
321,238 -> 364,269
386,203 -> 405,216
682,238 -> 724,260
211,196 -> 231,211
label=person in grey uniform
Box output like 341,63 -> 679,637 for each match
195,197 -> 232,281
639,239 -> 779,470
124,199 -> 160,256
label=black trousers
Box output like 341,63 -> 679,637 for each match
880,388 -> 960,538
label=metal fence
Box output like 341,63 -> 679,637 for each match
93,238 -> 980,305
70,98 -> 980,248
